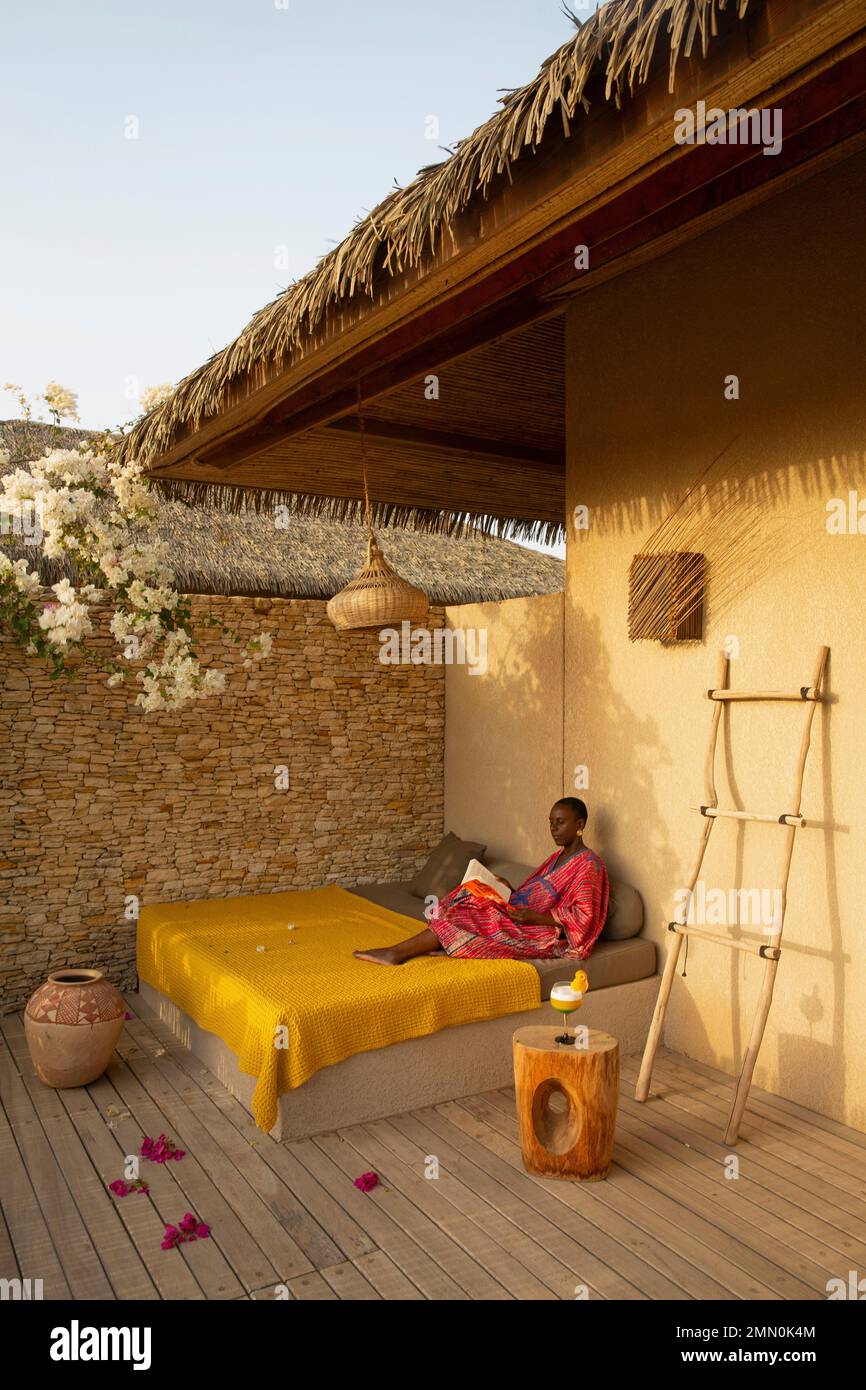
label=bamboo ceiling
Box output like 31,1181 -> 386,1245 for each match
153,317 -> 567,542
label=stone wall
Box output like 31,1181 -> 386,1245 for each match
0,595 -> 445,1013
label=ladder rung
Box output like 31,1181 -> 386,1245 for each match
707,687 -> 822,701
668,923 -> 781,959
698,806 -> 805,827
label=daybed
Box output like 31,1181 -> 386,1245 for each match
136,849 -> 658,1141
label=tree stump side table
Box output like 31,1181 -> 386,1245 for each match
512,1026 -> 619,1181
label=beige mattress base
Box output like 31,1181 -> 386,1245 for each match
137,975 -> 660,1142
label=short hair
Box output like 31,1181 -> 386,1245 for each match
554,797 -> 588,822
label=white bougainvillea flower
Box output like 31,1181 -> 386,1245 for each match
1,433 -> 271,708
42,382 -> 80,422
139,384 -> 175,414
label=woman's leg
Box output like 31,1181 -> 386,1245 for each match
353,927 -> 441,966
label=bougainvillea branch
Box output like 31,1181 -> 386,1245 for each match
0,391 -> 272,710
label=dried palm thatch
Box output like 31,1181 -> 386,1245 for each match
0,422 -> 563,604
121,0 -> 751,474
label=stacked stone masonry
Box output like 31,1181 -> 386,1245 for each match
0,595 -> 445,1012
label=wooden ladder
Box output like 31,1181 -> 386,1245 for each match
635,644 -> 829,1145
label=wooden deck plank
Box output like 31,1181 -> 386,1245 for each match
617,1057 -> 866,1245
125,995 -> 370,1269
0,1093 -> 70,1299
93,1058 -> 249,1298
488,1080 -> 847,1289
612,1116 -> 832,1294
398,1105 -> 715,1299
287,1270 -> 338,1300
656,1045 -> 866,1152
57,1087 -> 205,1301
631,1054 -> 866,1222
386,1109 -> 671,1300
117,1015 -> 325,1280
352,1248 -> 425,1300
314,1129 -> 513,1300
453,1093 -> 786,1300
653,1045 -> 866,1178
617,1056 -> 866,1264
369,1114 -> 569,1298
289,1134 -> 460,1300
344,1119 -> 557,1300
0,1037 -> 114,1300
1,1018 -> 158,1302
441,1094 -> 768,1301
0,1204 -> 19,1281
648,1052 -> 866,1186
320,1259 -> 382,1300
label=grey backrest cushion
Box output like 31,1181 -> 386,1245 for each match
602,878 -> 645,940
410,832 -> 487,900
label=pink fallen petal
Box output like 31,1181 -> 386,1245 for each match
196,1223 -> 211,1239
108,1180 -> 129,1198
179,1213 -> 197,1233
353,1171 -> 379,1193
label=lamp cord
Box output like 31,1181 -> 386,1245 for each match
357,381 -> 373,541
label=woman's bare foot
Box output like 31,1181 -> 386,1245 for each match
353,927 -> 441,966
353,946 -> 406,966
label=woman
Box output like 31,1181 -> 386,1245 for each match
354,797 -> 609,966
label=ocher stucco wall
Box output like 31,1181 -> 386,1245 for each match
444,594 -> 563,867
564,150 -> 866,1129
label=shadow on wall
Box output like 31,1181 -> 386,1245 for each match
565,596 -> 683,891
582,448 -> 866,542
564,596 -> 716,1063
445,595 -> 564,867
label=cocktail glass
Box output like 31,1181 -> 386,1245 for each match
550,980 -> 582,1044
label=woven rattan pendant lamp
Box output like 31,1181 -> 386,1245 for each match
326,395 -> 429,632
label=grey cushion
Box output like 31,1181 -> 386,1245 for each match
409,832 -> 486,900
349,881 -> 429,923
530,937 -> 656,999
345,884 -> 656,999
602,878 -> 645,940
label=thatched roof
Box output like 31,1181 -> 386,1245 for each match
0,422 -> 563,603
122,0 -> 751,476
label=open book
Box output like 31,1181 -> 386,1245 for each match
460,858 -> 512,902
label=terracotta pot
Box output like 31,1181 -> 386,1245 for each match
24,969 -> 124,1088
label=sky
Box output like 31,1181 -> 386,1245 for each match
1,0 -> 597,556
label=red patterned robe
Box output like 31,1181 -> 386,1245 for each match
428,847 -> 610,961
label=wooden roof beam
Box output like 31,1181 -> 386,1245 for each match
325,417 -> 563,470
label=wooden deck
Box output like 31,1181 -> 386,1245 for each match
2,994 -> 865,1301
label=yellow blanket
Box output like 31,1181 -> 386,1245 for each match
137,885 -> 540,1131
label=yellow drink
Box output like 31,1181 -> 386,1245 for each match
551,981 -> 581,1042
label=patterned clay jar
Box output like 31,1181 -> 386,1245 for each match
24,969 -> 124,1088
